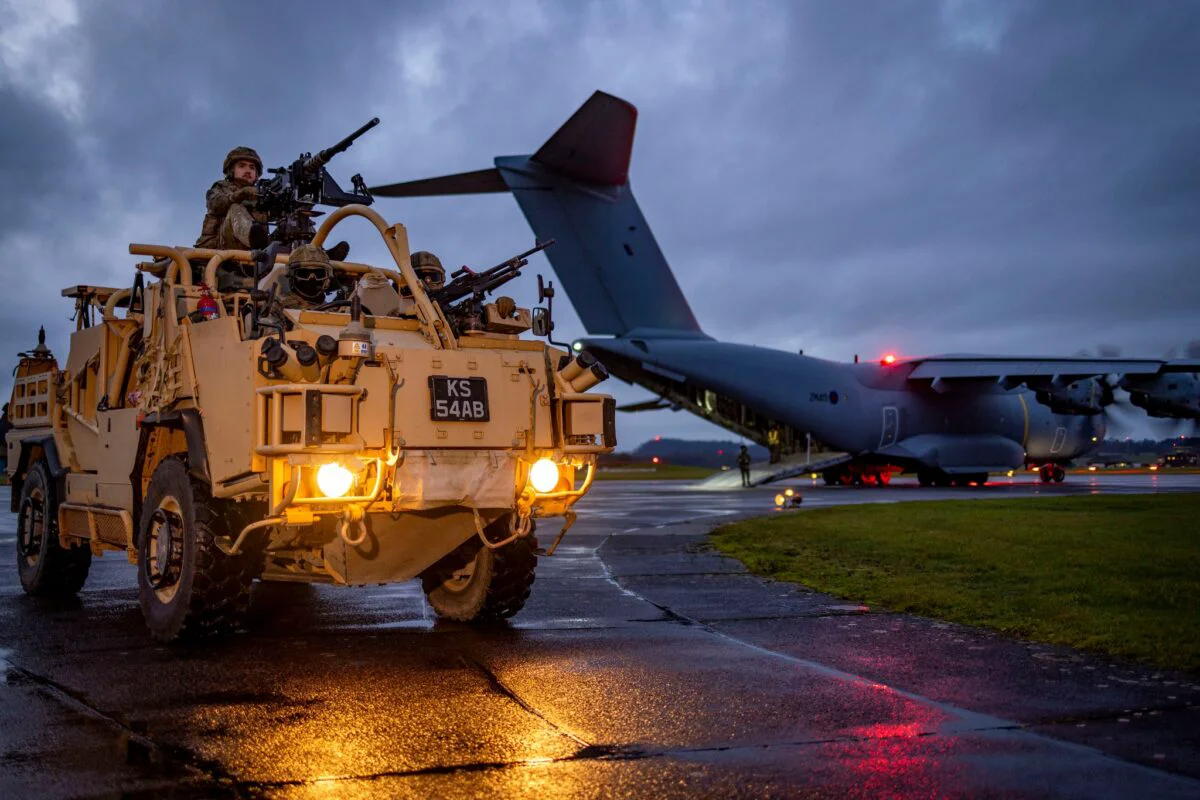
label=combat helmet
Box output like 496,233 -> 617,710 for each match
223,146 -> 263,178
285,244 -> 333,303
409,251 -> 446,291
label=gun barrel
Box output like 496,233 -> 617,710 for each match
308,117 -> 381,170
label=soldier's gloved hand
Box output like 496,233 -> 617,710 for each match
232,185 -> 258,203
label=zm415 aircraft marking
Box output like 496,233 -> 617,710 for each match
372,91 -> 1200,486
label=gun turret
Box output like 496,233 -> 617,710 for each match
255,118 -> 380,247
429,240 -> 555,333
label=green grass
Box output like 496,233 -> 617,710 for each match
710,494 -> 1200,671
594,464 -> 717,481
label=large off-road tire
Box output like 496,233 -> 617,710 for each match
136,456 -> 257,642
16,461 -> 92,595
421,516 -> 538,623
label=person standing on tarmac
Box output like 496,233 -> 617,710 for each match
737,444 -> 752,487
195,147 -> 270,250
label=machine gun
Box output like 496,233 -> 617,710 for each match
429,240 -> 555,333
255,118 -> 380,246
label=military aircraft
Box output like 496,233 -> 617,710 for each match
372,91 -> 1200,486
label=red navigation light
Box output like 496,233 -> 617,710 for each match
717,449 -> 724,455
881,353 -> 897,366
652,456 -> 660,464
654,435 -> 661,442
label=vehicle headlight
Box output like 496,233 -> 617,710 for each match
529,458 -> 560,493
316,463 -> 354,498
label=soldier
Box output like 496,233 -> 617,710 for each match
276,244 -> 334,309
395,251 -> 447,315
737,444 -> 752,487
195,147 -> 269,250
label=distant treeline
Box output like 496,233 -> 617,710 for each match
599,438 -> 769,468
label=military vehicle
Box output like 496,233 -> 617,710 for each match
5,125 -> 615,642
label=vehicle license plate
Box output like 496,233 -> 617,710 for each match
429,376 -> 490,422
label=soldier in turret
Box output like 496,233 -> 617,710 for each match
195,147 -> 270,250
394,251 -> 446,315
276,244 -> 335,309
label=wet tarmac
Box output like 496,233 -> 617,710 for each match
2,473 -> 1199,798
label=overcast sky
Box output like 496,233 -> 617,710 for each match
2,0 -> 1197,448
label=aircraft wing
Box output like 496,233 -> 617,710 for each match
904,356 -> 1200,390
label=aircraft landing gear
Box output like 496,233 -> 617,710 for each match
1038,465 -> 1066,483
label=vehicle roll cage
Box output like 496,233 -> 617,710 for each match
126,204 -> 459,350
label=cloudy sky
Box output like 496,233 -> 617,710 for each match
2,0 -> 1197,448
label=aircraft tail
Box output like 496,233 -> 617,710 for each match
371,91 -> 704,338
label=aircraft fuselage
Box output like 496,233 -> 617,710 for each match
581,336 -> 1103,472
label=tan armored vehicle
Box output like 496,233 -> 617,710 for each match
6,203 -> 615,641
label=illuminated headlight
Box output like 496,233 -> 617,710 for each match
529,458 -> 560,493
775,493 -> 786,507
316,463 -> 354,498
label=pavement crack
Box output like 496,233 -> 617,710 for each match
460,654 -> 592,748
2,656 -> 249,796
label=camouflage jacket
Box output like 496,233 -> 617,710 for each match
194,178 -> 267,248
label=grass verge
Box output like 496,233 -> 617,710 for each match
595,464 -> 717,481
710,494 -> 1200,671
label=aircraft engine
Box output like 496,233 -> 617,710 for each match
1122,373 -> 1200,420
1033,377 -> 1108,416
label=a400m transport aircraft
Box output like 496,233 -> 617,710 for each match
372,91 -> 1200,487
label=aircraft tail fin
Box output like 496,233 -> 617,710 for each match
371,91 -> 704,338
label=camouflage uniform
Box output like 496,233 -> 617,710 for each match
195,147 -> 269,250
276,244 -> 334,309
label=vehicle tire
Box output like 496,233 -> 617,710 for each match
136,456 -> 257,642
421,516 -> 538,623
16,461 -> 91,596
1039,466 -> 1052,484
1052,466 -> 1066,483
917,470 -> 934,488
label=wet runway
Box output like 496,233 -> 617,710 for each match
2,474 -> 1199,798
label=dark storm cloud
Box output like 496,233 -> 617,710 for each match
1,0 -> 1197,447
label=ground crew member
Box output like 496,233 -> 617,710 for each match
277,244 -> 334,309
195,147 -> 269,250
767,425 -> 781,464
737,444 -> 752,487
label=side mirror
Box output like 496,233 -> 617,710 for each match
531,307 -> 550,337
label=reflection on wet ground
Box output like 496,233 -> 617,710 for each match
1,475 -> 1198,798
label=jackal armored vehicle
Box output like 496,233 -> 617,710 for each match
6,124 -> 615,641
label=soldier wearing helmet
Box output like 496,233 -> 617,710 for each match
195,146 -> 270,250
395,251 -> 447,315
277,244 -> 334,309
409,251 -> 446,292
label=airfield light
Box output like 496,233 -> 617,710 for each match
529,458 -> 561,493
811,473 -> 818,480
1150,464 -> 1159,471
1088,465 -> 1097,472
881,353 -> 897,366
1006,470 -> 1014,477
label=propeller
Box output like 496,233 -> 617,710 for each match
1085,341 -> 1200,440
